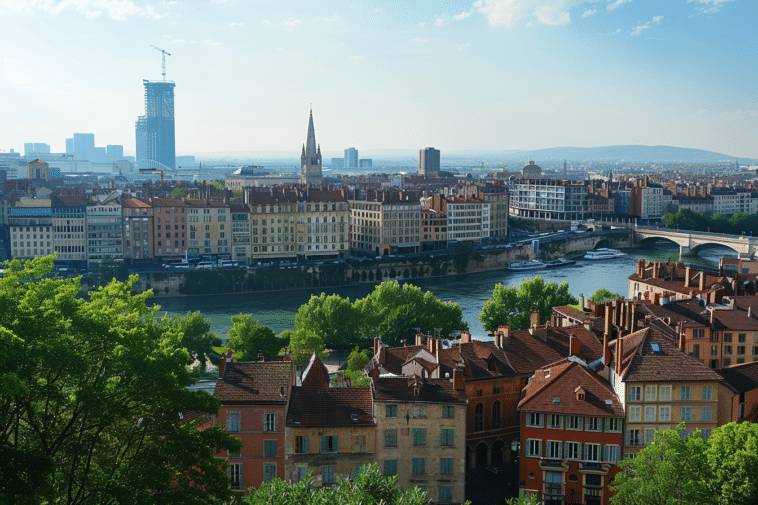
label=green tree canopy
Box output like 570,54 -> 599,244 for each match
588,288 -> 621,303
355,281 -> 467,347
610,423 -> 758,505
0,256 -> 240,504
226,314 -> 281,360
288,329 -> 328,367
346,346 -> 371,372
244,463 -> 432,505
170,187 -> 188,198
294,293 -> 359,348
159,311 -> 221,370
479,276 -> 577,331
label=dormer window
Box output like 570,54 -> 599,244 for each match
544,369 -> 551,378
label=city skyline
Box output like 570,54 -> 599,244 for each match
1,0 -> 756,158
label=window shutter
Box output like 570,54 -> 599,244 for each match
239,464 -> 243,488
333,435 -> 338,452
321,436 -> 327,453
303,436 -> 309,454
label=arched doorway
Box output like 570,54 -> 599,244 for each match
491,440 -> 504,466
475,442 -> 488,467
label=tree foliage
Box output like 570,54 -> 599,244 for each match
288,329 -> 328,367
588,288 -> 621,303
346,346 -> 370,372
0,256 -> 240,505
294,294 -> 359,348
663,208 -> 758,236
170,187 -> 188,198
159,311 -> 221,369
479,276 -> 577,331
610,423 -> 758,505
226,314 -> 281,360
243,464 -> 432,505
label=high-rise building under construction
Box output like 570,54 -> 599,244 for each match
135,80 -> 176,170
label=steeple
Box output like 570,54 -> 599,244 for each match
301,109 -> 322,185
305,109 -> 317,159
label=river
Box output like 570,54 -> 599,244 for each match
151,242 -> 735,341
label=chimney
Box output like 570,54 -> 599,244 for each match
368,364 -> 379,388
569,334 -> 580,357
428,337 -> 435,354
531,310 -> 541,329
626,301 -> 633,332
684,267 -> 691,287
374,336 -> 381,356
603,332 -> 610,366
671,263 -> 677,280
453,364 -> 465,390
257,350 -> 264,362
415,333 -> 424,346
618,301 -> 626,328
710,308 -> 715,327
460,331 -> 471,344
615,337 -> 624,377
678,325 -> 686,352
749,306 -> 753,319
604,303 -> 614,336
495,325 -> 510,348
699,271 -> 706,292
578,293 -> 585,311
218,349 -> 234,378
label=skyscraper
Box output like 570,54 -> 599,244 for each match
344,147 -> 358,169
24,143 -> 50,155
418,147 -> 440,177
300,110 -> 322,185
135,80 -> 176,170
73,133 -> 96,161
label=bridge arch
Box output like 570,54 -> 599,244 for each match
688,242 -> 741,256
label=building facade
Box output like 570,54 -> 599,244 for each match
509,179 -> 587,221
51,194 -> 87,269
344,148 -> 358,170
419,147 -> 440,178
136,80 -> 176,170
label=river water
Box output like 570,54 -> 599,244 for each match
151,242 -> 735,340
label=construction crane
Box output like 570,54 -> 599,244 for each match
150,44 -> 171,81
139,168 -> 165,182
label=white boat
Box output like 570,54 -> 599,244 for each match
544,258 -> 577,267
584,248 -> 627,260
506,260 -> 546,271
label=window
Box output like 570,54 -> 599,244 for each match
711,346 -> 719,356
739,333 -> 747,343
693,329 -> 705,338
263,413 -> 276,432
440,457 -> 454,475
385,405 -> 397,418
548,414 -> 563,429
567,416 -> 582,430
384,429 -> 397,448
526,412 -> 543,428
492,401 -> 502,429
263,440 -> 277,457
413,428 -> 427,446
384,459 -> 398,476
322,466 -> 334,484
644,429 -> 655,445
439,486 -> 453,503
680,386 -> 691,401
413,405 -> 427,418
442,406 -> 455,418
644,406 -> 656,422
627,429 -> 641,446
724,333 -> 733,342
645,385 -> 657,401
228,463 -> 243,490
353,435 -> 367,453
545,471 -> 563,497
263,463 -> 277,482
701,406 -> 712,422
628,386 -> 641,401
474,403 -> 484,431
681,406 -> 692,422
295,436 -> 309,454
724,346 -> 733,356
565,442 -> 581,460
660,386 -> 672,402
586,417 -> 601,431
228,447 -> 240,457
584,443 -> 601,462
605,445 -> 621,462
606,418 -> 622,432
702,386 -> 713,401
412,458 -> 426,475
440,429 -> 455,447
321,435 -> 338,453
226,412 -> 239,432
659,405 -> 671,422
738,346 -> 746,355
526,439 -> 542,457
547,440 -> 563,459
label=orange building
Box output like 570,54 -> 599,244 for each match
213,352 -> 295,493
518,357 -> 624,505
716,361 -> 758,422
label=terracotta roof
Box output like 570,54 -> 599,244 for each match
716,361 -> 758,394
641,297 -> 758,332
610,327 -> 723,383
121,197 -> 151,208
373,377 -> 467,404
500,325 -> 604,374
301,353 -> 330,388
149,197 -> 186,207
553,306 -> 587,322
519,358 -> 624,417
214,361 -> 293,404
286,387 -> 374,426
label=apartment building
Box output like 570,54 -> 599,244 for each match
122,198 -> 154,263
420,209 -> 447,251
371,374 -> 467,504
443,196 -> 490,243
630,180 -> 663,220
186,200 -> 230,257
148,198 -> 187,261
519,357 -> 624,505
481,189 -> 509,241
230,203 -> 252,264
509,179 -> 587,222
9,198 -> 53,260
86,193 -> 123,266
51,194 -> 87,269
717,361 -> 758,422
213,352 -> 295,493
349,190 -> 422,256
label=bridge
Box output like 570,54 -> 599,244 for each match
587,219 -> 758,257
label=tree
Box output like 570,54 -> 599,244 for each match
226,314 -> 281,360
479,276 -> 577,332
277,329 -> 295,350
346,346 -> 370,372
170,187 -> 188,198
610,423 -> 758,505
159,311 -> 220,370
294,293 -> 359,348
93,256 -> 128,287
0,256 -> 241,504
287,329 -> 328,367
243,463 -> 432,505
355,281 -> 467,347
588,288 -> 621,303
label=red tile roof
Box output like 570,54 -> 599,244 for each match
301,353 -> 330,388
716,361 -> 758,394
373,377 -> 467,405
286,387 -> 374,427
214,361 -> 293,405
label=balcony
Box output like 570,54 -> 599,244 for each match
578,461 -> 611,475
538,458 -> 569,471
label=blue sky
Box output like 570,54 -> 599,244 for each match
1,0 -> 756,158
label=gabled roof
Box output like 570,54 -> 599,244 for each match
518,357 -> 623,417
286,387 -> 374,427
301,353 -> 330,388
500,325 -> 603,374
716,361 -> 758,395
373,377 -> 467,405
214,361 -> 293,404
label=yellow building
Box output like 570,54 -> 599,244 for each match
186,199 -> 230,257
9,197 -> 53,260
51,194 -> 87,269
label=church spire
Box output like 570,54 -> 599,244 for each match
305,109 -> 317,158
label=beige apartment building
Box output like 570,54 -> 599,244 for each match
51,194 -> 87,268
9,198 -> 53,261
187,200 -> 231,257
230,203 -> 252,264
86,192 -> 123,266
350,191 -> 422,256
122,198 -> 155,263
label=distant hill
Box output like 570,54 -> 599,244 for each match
483,145 -> 743,163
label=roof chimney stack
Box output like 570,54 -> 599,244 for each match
531,309 -> 541,329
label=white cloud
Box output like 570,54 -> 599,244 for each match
630,22 -> 649,35
434,14 -> 450,26
412,37 -> 427,43
2,0 -> 170,21
534,5 -> 571,25
474,0 -> 593,28
230,22 -> 243,27
607,0 -> 631,12
417,21 -> 427,27
261,19 -> 271,25
652,15 -> 663,23
457,42 -> 471,51
582,9 -> 596,17
688,0 -> 735,14
349,55 -> 364,60
453,9 -> 474,20
281,18 -> 301,27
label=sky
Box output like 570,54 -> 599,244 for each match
0,0 -> 756,159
